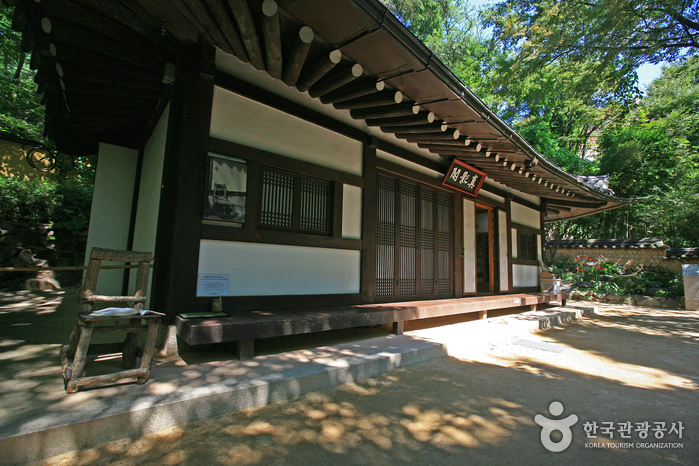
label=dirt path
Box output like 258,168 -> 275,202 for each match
27,304 -> 699,466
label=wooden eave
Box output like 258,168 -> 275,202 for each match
7,0 -> 635,221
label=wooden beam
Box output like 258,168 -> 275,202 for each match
541,198 -> 606,208
333,90 -> 402,110
297,49 -> 342,93
320,79 -> 384,104
282,26 -> 313,87
394,130 -> 459,140
308,63 -> 363,98
67,0 -> 178,54
349,102 -> 419,119
227,0 -> 264,70
170,0 -> 233,53
44,0 -> 179,57
202,0 -> 250,61
46,19 -> 165,70
366,112 -> 434,127
48,43 -> 164,78
381,123 -> 444,134
64,82 -> 164,99
60,63 -> 165,91
261,0 -> 282,79
413,139 -> 476,147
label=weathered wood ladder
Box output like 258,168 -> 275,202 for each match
60,248 -> 161,393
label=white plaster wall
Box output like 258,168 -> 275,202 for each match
511,202 -> 541,229
376,149 -> 443,181
85,143 -> 138,296
128,105 -> 169,307
499,210 -> 509,292
210,86 -> 363,176
477,188 -> 505,204
198,240 -> 361,296
511,229 -> 519,259
342,185 -> 362,239
513,264 -> 539,287
463,200 -> 476,294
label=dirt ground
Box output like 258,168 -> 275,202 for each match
22,303 -> 697,466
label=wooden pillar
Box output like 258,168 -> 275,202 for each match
540,201 -> 548,264
361,138 -> 377,303
151,42 -> 215,324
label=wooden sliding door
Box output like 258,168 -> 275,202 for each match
376,172 -> 453,301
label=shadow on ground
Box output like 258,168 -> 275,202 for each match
2,289 -> 693,466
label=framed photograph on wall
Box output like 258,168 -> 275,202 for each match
203,153 -> 247,225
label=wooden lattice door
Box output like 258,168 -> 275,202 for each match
376,172 -> 453,301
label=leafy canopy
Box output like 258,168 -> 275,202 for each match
487,0 -> 699,72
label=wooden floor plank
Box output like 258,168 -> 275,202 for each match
175,293 -> 568,346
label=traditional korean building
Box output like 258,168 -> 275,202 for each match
8,0 -> 634,357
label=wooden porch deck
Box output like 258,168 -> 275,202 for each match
175,292 -> 568,360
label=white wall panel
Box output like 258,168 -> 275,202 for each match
211,87 -> 362,176
85,143 -> 138,296
129,105 -> 169,307
513,264 -> 539,287
198,240 -> 360,296
463,200 -> 476,294
342,184 -> 362,239
511,202 -> 541,229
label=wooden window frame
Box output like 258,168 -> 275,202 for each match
517,230 -> 539,262
259,166 -> 334,236
203,137 -> 363,251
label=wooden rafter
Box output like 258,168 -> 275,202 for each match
320,79 -> 385,104
261,0 -> 282,79
282,26 -> 313,86
297,49 -> 342,93
309,63 -> 363,98
202,0 -> 249,61
227,0 -> 264,70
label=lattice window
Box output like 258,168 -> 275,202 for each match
259,168 -> 332,235
377,174 -> 396,296
260,170 -> 294,228
518,231 -> 538,261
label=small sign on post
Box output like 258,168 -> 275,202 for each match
442,159 -> 487,196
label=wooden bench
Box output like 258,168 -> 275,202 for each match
176,292 -> 568,360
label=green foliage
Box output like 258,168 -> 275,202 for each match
0,177 -> 58,224
592,281 -> 620,295
517,122 -> 598,175
382,0 -> 504,106
0,177 -> 93,231
552,257 -> 684,297
486,0 -> 698,78
0,6 -> 45,142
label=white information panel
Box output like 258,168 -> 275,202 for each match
197,273 -> 231,296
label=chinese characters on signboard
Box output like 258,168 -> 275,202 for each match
442,159 -> 487,196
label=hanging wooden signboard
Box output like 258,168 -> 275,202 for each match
442,159 -> 487,196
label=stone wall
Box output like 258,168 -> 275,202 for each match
551,247 -> 699,275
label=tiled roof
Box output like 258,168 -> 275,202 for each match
665,248 -> 699,259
